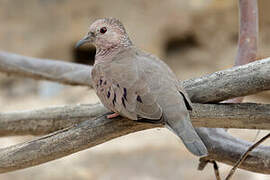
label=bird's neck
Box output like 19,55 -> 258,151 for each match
95,41 -> 132,64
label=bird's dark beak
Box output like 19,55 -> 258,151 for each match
75,33 -> 94,48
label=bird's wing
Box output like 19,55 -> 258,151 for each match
102,49 -> 162,120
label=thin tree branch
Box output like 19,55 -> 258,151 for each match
1,103 -> 270,136
198,158 -> 221,180
213,161 -> 221,180
225,133 -> 270,180
1,51 -> 270,103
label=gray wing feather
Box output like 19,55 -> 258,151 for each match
102,50 -> 162,120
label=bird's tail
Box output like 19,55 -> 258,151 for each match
165,104 -> 208,157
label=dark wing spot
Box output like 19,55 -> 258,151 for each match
137,95 -> 142,103
104,81 -> 107,85
123,88 -> 127,100
121,97 -> 126,108
117,84 -> 120,88
99,79 -> 103,85
107,91 -> 111,98
112,92 -> 116,106
179,91 -> 192,110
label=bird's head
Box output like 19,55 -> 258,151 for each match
76,18 -> 132,50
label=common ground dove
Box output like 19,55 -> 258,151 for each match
76,18 -> 208,156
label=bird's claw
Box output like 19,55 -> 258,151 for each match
106,113 -> 120,119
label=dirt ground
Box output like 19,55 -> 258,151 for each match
1,0 -> 270,179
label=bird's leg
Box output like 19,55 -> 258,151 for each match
106,112 -> 120,119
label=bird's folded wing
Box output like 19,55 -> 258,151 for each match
103,58 -> 162,120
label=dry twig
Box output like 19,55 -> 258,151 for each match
225,133 -> 270,180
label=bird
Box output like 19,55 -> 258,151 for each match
76,18 -> 208,156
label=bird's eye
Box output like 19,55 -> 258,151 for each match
100,27 -> 107,34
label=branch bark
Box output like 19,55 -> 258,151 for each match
236,0 -> 258,66
0,104 -> 108,136
183,57 -> 270,103
1,103 -> 270,173
1,51 -> 270,103
0,51 -> 92,86
1,52 -> 270,174
1,103 -> 270,136
225,0 -> 258,103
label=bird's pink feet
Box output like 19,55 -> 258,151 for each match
107,113 -> 120,119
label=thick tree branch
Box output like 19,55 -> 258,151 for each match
1,103 -> 270,136
0,114 -> 161,173
0,51 -> 92,86
1,52 -> 270,174
236,0 -> 258,66
201,2 -> 259,178
1,103 -> 270,174
226,0 -> 258,103
183,57 -> 270,103
1,51 -> 270,103
0,104 -> 108,136
197,128 -> 270,174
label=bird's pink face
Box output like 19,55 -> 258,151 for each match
76,18 -> 128,50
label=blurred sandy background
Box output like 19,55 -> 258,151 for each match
0,0 -> 270,179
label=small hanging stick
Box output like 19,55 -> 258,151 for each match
225,133 -> 270,180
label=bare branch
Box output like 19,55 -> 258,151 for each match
183,57 -> 270,103
1,103 -> 270,174
0,51 -> 92,86
225,133 -> 270,180
1,51 -> 270,103
197,128 -> 270,174
198,156 -> 221,178
1,51 -> 270,174
236,0 -> 258,66
226,0 -> 258,103
1,103 -> 270,136
0,104 -> 109,136
0,115 -> 161,173
212,161 -> 221,180
208,1 -> 259,177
